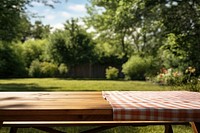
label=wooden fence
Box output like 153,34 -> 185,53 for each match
68,63 -> 123,79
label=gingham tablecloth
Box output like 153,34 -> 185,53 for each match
102,91 -> 200,121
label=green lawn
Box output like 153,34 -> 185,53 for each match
0,78 -> 173,91
0,78 -> 193,133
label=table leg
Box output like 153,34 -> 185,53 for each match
10,127 -> 18,133
164,125 -> 173,133
191,122 -> 200,133
0,121 -> 3,130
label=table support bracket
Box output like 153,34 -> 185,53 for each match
34,127 -> 65,133
191,122 -> 200,133
81,126 -> 117,133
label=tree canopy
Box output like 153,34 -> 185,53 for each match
0,0 -> 62,41
0,0 -> 200,79
85,0 -> 200,74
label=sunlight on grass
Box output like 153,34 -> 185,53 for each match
0,78 -> 172,91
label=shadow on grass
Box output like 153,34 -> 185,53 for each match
0,83 -> 59,91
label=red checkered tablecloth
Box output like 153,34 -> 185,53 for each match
102,91 -> 200,121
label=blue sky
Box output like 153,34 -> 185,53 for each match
28,0 -> 89,30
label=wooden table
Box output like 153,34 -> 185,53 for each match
0,91 -> 199,133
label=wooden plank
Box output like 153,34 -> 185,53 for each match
0,92 -> 102,97
0,114 -> 112,121
0,92 -> 112,122
3,121 -> 189,133
3,121 -> 188,127
0,106 -> 111,110
0,109 -> 112,115
0,102 -> 111,109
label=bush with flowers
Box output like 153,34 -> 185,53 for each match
154,67 -> 183,85
154,66 -> 199,91
184,67 -> 199,92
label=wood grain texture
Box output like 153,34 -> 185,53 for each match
0,92 -> 113,121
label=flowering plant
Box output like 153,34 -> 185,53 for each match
154,66 -> 199,92
184,66 -> 199,91
155,67 -> 183,85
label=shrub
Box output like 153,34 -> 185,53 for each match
183,66 -> 199,92
40,62 -> 58,77
0,41 -> 26,77
22,39 -> 48,68
122,55 -> 151,80
29,60 -> 41,77
154,66 -> 199,92
58,63 -> 68,76
29,60 -> 58,77
106,66 -> 119,80
154,68 -> 183,85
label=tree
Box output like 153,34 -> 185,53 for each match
145,0 -> 200,74
85,0 -> 164,58
86,0 -> 200,76
0,0 -> 64,41
31,21 -> 52,39
48,18 -> 96,66
0,41 -> 26,77
22,39 -> 48,68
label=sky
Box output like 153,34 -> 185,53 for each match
28,0 -> 89,30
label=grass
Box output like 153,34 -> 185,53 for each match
0,78 -> 193,133
0,78 -> 172,91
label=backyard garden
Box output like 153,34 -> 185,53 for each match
0,0 -> 200,132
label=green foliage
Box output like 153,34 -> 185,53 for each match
48,30 -> 70,64
86,0 -> 164,58
29,60 -> 58,78
158,33 -> 188,70
86,0 -> 200,77
0,0 -> 62,41
48,19 -> 95,66
154,68 -> 183,85
122,55 -> 151,80
58,63 -> 68,76
154,66 -> 199,91
29,60 -> 42,78
40,62 -> 58,77
0,41 -> 26,77
31,21 -> 52,39
0,0 -> 27,41
183,67 -> 199,92
94,42 -> 125,64
105,66 -> 119,80
22,39 -> 48,68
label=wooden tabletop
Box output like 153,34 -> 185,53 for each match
0,92 -> 113,121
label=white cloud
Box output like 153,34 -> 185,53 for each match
61,12 -> 71,18
46,15 -> 55,20
52,23 -> 65,31
31,2 -> 43,7
28,1 -> 88,31
68,4 -> 86,12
